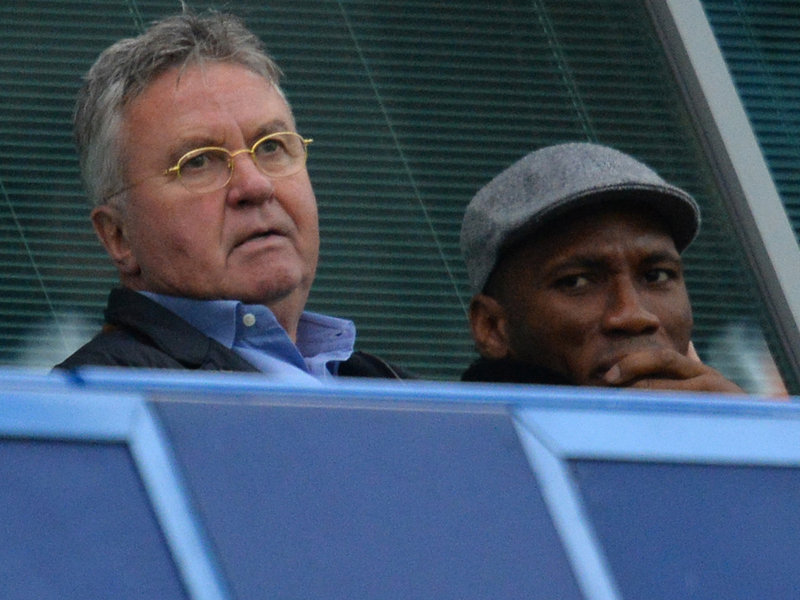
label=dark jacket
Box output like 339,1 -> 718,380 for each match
56,288 -> 408,379
461,356 -> 570,385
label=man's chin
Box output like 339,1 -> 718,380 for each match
234,287 -> 297,307
228,268 -> 308,301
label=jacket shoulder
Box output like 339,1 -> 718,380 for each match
55,328 -> 185,370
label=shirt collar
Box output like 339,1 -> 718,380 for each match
139,292 -> 355,364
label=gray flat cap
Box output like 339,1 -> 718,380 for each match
460,142 -> 701,294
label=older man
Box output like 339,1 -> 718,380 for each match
460,142 -> 744,393
56,12 -> 404,380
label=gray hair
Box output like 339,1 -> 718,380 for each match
74,11 -> 285,207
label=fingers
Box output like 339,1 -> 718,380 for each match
603,348 -> 700,385
603,348 -> 745,394
625,374 -> 744,394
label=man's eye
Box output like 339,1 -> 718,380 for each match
555,275 -> 590,290
645,269 -> 674,283
255,138 -> 284,156
181,150 -> 220,172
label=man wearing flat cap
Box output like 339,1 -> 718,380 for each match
460,142 -> 743,393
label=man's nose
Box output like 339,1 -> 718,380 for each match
225,151 -> 275,206
602,278 -> 660,334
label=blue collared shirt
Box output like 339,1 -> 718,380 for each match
141,292 -> 356,384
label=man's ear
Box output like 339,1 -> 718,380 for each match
90,204 -> 139,276
468,293 -> 512,360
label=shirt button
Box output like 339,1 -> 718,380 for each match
242,313 -> 256,327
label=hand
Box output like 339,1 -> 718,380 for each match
602,347 -> 745,394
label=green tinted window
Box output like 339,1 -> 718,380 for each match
0,0 -> 790,392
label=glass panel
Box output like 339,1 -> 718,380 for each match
0,0 -> 789,392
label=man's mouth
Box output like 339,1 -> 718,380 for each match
236,228 -> 284,247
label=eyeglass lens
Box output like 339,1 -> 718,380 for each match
176,132 -> 308,192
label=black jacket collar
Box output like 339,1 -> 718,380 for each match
461,356 -> 570,385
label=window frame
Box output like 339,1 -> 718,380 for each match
645,0 -> 800,385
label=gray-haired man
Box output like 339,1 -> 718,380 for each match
56,12 -> 405,380
460,142 -> 743,393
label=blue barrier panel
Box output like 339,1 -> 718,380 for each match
514,397 -> 800,600
0,381 -> 229,600
153,398 -> 581,600
572,460 -> 800,599
0,438 -> 188,599
2,368 -> 799,600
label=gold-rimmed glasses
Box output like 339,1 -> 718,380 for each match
103,131 -> 312,202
